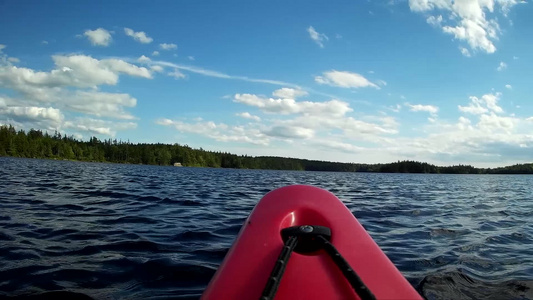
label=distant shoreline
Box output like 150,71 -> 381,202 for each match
1,125 -> 532,174
4,156 -> 533,176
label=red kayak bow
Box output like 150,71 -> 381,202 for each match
203,185 -> 421,300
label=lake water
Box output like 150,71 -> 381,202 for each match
1,157 -> 532,299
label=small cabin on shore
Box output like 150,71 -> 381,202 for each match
173,162 -> 183,167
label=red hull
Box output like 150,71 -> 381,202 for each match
203,185 -> 421,299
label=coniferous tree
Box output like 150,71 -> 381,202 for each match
0,124 -> 531,174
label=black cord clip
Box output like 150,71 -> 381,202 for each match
280,225 -> 331,254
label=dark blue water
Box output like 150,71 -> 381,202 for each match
1,157 -> 532,299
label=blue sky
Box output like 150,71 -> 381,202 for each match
0,0 -> 532,167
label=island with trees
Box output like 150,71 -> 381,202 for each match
1,125 -> 532,174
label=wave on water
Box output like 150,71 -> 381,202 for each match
418,271 -> 533,300
1,157 -> 532,299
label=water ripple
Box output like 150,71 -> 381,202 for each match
1,157 -> 532,299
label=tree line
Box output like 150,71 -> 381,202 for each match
1,125 -> 532,174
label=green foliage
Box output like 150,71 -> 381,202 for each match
0,124 -> 532,174
489,163 -> 533,174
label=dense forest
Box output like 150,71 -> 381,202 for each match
1,125 -> 532,174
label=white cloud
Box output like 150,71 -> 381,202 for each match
101,58 -> 152,78
158,86 -> 397,155
41,40 -> 48,45
391,116 -> 530,166
150,65 -> 164,73
264,125 -> 314,139
272,88 -> 308,99
427,15 -> 443,26
234,94 -> 352,117
256,100 -> 394,138
0,106 -> 63,130
149,60 -> 300,88
409,0 -> 451,12
442,19 -> 497,54
459,93 -> 503,115
480,93 -> 503,113
499,0 -> 521,16
156,86 -> 533,166
160,43 -> 177,50
168,69 -> 186,79
406,103 -> 439,116
137,55 -> 151,63
478,113 -> 516,133
124,28 -> 153,44
460,47 -> 471,57
152,51 -> 160,56
1,57 -> 113,89
315,70 -> 378,89
236,112 -> 261,121
0,54 -> 150,134
51,55 -> 118,86
83,28 -> 112,46
159,111 -> 396,150
408,0 -> 522,54
389,104 -> 402,112
8,57 -> 19,63
157,118 -> 270,145
314,115 -> 393,137
1,90 -> 137,121
0,55 -> 152,90
505,84 -> 512,89
375,91 -> 532,166
66,91 -> 137,120
458,101 -> 488,114
11,106 -> 63,123
312,139 -> 364,153
188,56 -> 195,61
64,118 -> 137,137
497,61 -> 507,71
376,79 -> 387,87
307,26 -> 328,48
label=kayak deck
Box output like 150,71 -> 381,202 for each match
202,185 -> 421,299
